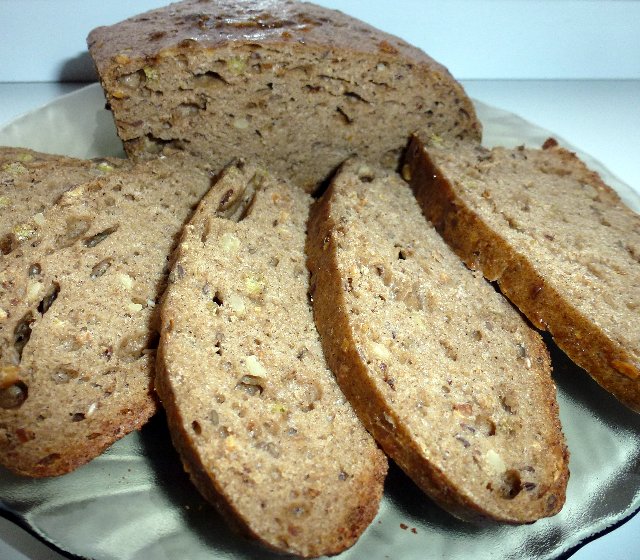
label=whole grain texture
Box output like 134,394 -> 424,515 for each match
0,147 -> 131,259
306,160 -> 568,523
156,161 -> 386,557
406,134 -> 640,412
87,0 -> 481,192
0,153 -> 216,477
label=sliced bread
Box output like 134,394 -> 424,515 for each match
0,153 -> 216,476
405,134 -> 640,412
156,161 -> 387,557
0,147 -> 131,257
306,160 -> 569,523
87,0 -> 481,192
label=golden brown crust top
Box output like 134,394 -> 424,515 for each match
87,0 -> 449,77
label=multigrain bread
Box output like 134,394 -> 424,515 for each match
87,0 -> 481,192
306,160 -> 569,523
156,161 -> 387,557
0,147 -> 131,257
0,153 -> 217,477
405,133 -> 640,412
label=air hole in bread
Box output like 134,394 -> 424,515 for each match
474,414 -> 496,436
13,312 -> 34,361
37,282 -> 60,315
212,291 -> 223,306
70,412 -> 86,422
499,469 -> 523,499
0,381 -> 28,409
191,420 -> 202,435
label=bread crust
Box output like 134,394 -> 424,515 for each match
406,134 -> 640,412
306,161 -> 568,524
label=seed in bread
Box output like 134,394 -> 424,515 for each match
306,160 -> 569,523
405,133 -> 640,412
0,147 -> 131,258
156,161 -> 387,557
0,153 -> 217,477
87,0 -> 481,192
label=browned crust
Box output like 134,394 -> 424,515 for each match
87,0 -> 458,84
306,177 -> 568,524
405,133 -> 640,413
3,393 -> 156,478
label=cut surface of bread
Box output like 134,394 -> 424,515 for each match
87,0 -> 481,192
406,133 -> 640,412
0,153 -> 216,477
306,160 -> 569,523
156,161 -> 387,558
0,147 -> 131,258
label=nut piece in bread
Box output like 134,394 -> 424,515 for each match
87,0 -> 481,192
306,160 -> 569,523
0,153 -> 216,476
156,161 -> 387,557
405,133 -> 640,412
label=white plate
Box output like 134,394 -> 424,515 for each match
0,84 -> 639,560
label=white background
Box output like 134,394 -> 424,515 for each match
0,0 -> 640,81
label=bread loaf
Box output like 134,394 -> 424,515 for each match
87,0 -> 481,192
306,160 -> 569,523
0,153 -> 216,476
405,133 -> 640,412
0,147 -> 130,258
156,160 -> 386,556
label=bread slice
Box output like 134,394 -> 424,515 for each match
156,161 -> 387,557
405,133 -> 640,412
0,153 -> 217,477
306,160 -> 569,523
1,147 -> 131,257
87,0 -> 481,192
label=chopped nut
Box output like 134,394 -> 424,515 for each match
118,273 -> 134,290
369,340 -> 391,361
401,164 -> 412,181
227,57 -> 247,74
143,66 -> 158,81
245,275 -> 266,296
13,223 -> 36,242
96,161 -> 114,173
127,302 -> 143,313
32,213 -> 46,227
2,162 -> 27,176
0,196 -> 9,208
485,449 -> 506,473
0,308 -> 7,320
233,117 -> 250,130
227,294 -> 246,314
26,280 -> 43,302
220,232 -> 240,253
17,152 -> 34,162
246,355 -> 267,377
